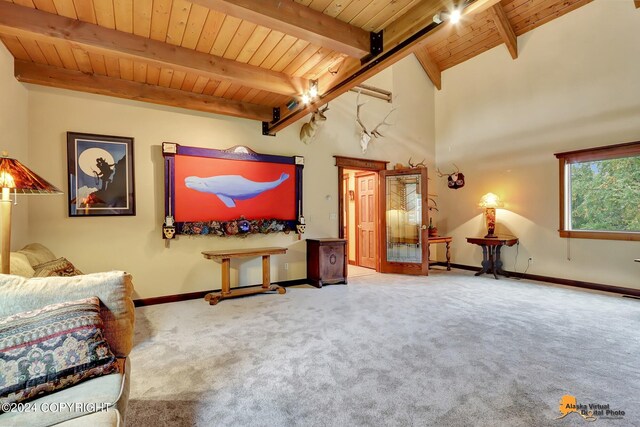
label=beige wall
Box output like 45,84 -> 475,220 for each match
25,55 -> 435,298
434,0 -> 640,289
0,44 -> 30,251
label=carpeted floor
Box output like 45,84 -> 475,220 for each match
128,270 -> 640,426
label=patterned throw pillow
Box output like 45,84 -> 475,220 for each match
32,257 -> 83,277
0,297 -> 117,408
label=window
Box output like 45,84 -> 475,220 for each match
555,141 -> 640,241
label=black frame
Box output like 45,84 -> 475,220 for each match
66,132 -> 136,217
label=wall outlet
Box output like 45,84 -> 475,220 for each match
284,263 -> 289,270
329,213 -> 337,220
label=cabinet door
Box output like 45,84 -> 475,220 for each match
319,244 -> 345,281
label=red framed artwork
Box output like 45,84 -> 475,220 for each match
162,143 -> 304,237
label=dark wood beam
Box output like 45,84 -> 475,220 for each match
413,47 -> 441,90
0,1 -> 305,96
489,4 -> 518,59
14,61 -> 273,122
190,0 -> 370,58
267,0 -> 501,133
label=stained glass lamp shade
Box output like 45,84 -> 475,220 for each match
0,155 -> 62,274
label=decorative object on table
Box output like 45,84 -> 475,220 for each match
162,143 -> 304,238
478,192 -> 504,238
427,195 -> 439,237
428,218 -> 438,238
436,164 -> 465,189
466,235 -> 518,279
306,238 -> 347,288
67,132 -> 135,217
299,104 -> 329,144
0,154 -> 62,274
355,90 -> 396,153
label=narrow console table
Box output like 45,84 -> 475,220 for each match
466,235 -> 518,279
202,247 -> 287,305
427,236 -> 452,270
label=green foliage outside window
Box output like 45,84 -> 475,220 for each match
569,156 -> 640,232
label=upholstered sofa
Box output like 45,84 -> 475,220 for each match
0,244 -> 135,426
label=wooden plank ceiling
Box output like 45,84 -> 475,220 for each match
0,0 -> 599,132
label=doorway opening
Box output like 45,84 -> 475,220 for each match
335,156 -> 388,273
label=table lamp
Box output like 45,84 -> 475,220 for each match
478,192 -> 503,238
0,154 -> 62,274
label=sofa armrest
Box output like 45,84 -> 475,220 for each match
0,271 -> 135,357
7,252 -> 36,277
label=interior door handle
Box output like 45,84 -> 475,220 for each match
421,225 -> 427,230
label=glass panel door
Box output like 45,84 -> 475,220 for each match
380,168 -> 429,275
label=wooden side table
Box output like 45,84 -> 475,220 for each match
202,247 -> 287,305
306,238 -> 347,288
427,236 -> 452,270
466,235 -> 518,279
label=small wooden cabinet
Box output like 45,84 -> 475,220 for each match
306,238 -> 348,288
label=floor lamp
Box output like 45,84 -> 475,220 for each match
0,155 -> 62,274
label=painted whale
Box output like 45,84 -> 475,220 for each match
184,173 -> 289,208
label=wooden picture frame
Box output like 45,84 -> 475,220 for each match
162,143 -> 304,237
66,132 -> 136,217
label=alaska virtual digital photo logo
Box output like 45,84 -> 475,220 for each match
556,395 -> 626,422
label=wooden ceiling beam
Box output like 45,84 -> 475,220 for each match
190,0 -> 370,58
383,0 -> 502,51
0,1 -> 305,97
15,60 -> 273,122
413,47 -> 441,90
635,0 -> 640,8
489,4 -> 518,59
267,0 -> 502,133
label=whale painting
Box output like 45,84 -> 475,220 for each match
167,144 -> 301,225
185,173 -> 289,208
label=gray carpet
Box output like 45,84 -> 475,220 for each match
128,270 -> 640,426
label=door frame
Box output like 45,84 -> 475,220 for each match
335,156 -> 388,271
354,171 -> 378,269
342,174 -> 351,264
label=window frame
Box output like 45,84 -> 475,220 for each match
555,141 -> 640,241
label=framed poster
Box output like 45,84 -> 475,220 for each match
162,143 -> 304,237
67,132 -> 136,217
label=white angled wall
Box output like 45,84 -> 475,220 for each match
434,0 -> 640,289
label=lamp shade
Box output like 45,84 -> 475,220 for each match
478,192 -> 503,209
0,157 -> 62,194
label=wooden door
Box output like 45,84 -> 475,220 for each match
379,168 -> 429,275
355,172 -> 377,269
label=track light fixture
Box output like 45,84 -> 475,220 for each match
301,80 -> 319,105
433,8 -> 462,24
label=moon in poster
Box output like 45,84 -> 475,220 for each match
78,148 -> 115,176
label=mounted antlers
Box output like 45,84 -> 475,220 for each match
408,157 -> 426,168
355,91 -> 396,153
436,164 -> 465,189
300,104 -> 329,144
